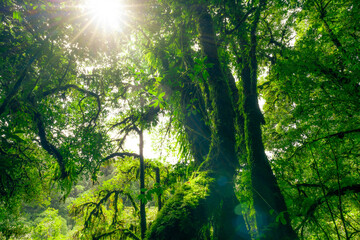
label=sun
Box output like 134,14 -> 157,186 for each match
87,0 -> 124,31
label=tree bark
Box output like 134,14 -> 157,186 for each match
157,44 -> 211,166
195,5 -> 250,240
147,4 -> 250,239
239,2 -> 298,239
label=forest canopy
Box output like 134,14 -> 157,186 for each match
0,0 -> 359,239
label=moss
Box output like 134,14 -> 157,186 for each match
146,174 -> 212,240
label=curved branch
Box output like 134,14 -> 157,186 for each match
288,128 -> 360,160
93,229 -> 140,240
125,191 -> 139,214
85,191 -> 113,228
110,116 -> 134,130
306,184 -> 360,217
42,84 -> 101,124
83,189 -> 138,231
101,152 -> 141,163
34,111 -> 68,179
58,58 -> 73,85
320,15 -> 346,55
315,128 -> 360,141
110,105 -> 160,131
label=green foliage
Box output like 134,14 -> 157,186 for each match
261,0 -> 360,238
146,174 -> 212,240
2,0 -> 360,239
69,158 -> 172,240
0,207 -> 31,240
69,162 -> 137,239
32,208 -> 68,240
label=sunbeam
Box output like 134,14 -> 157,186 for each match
87,0 -> 125,31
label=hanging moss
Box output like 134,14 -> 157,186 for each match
146,174 -> 213,240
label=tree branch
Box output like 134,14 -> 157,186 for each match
101,152 -> 141,163
42,84 -> 101,124
93,228 -> 140,240
289,128 -> 360,160
225,7 -> 257,35
305,184 -> 360,217
33,111 -> 68,179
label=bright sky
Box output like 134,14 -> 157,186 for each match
123,131 -> 158,159
122,118 -> 179,164
86,0 -> 125,31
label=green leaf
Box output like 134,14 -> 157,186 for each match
276,212 -> 287,225
155,76 -> 163,82
159,92 -> 165,98
175,48 -> 182,57
151,100 -> 159,108
13,11 -> 22,22
8,133 -> 25,143
269,209 -> 275,215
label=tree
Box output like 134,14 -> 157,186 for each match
261,0 -> 360,239
32,208 -> 67,240
2,0 -> 359,239
141,0 -> 297,239
0,0 -> 126,236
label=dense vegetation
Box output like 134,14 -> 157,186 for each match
1,0 -> 359,239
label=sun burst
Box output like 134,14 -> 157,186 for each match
87,0 -> 124,31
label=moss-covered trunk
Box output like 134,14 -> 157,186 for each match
147,4 -> 250,240
146,3 -> 252,239
239,2 -> 298,239
195,5 -> 249,240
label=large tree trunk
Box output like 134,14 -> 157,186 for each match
239,2 -> 298,239
163,3 -> 251,239
157,39 -> 211,166
195,5 -> 249,240
147,3 -> 250,240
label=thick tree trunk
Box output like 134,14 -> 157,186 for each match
180,76 -> 212,165
239,2 -> 298,239
226,66 -> 247,163
157,44 -> 211,166
195,5 -> 250,240
147,4 -> 250,239
195,5 -> 237,172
